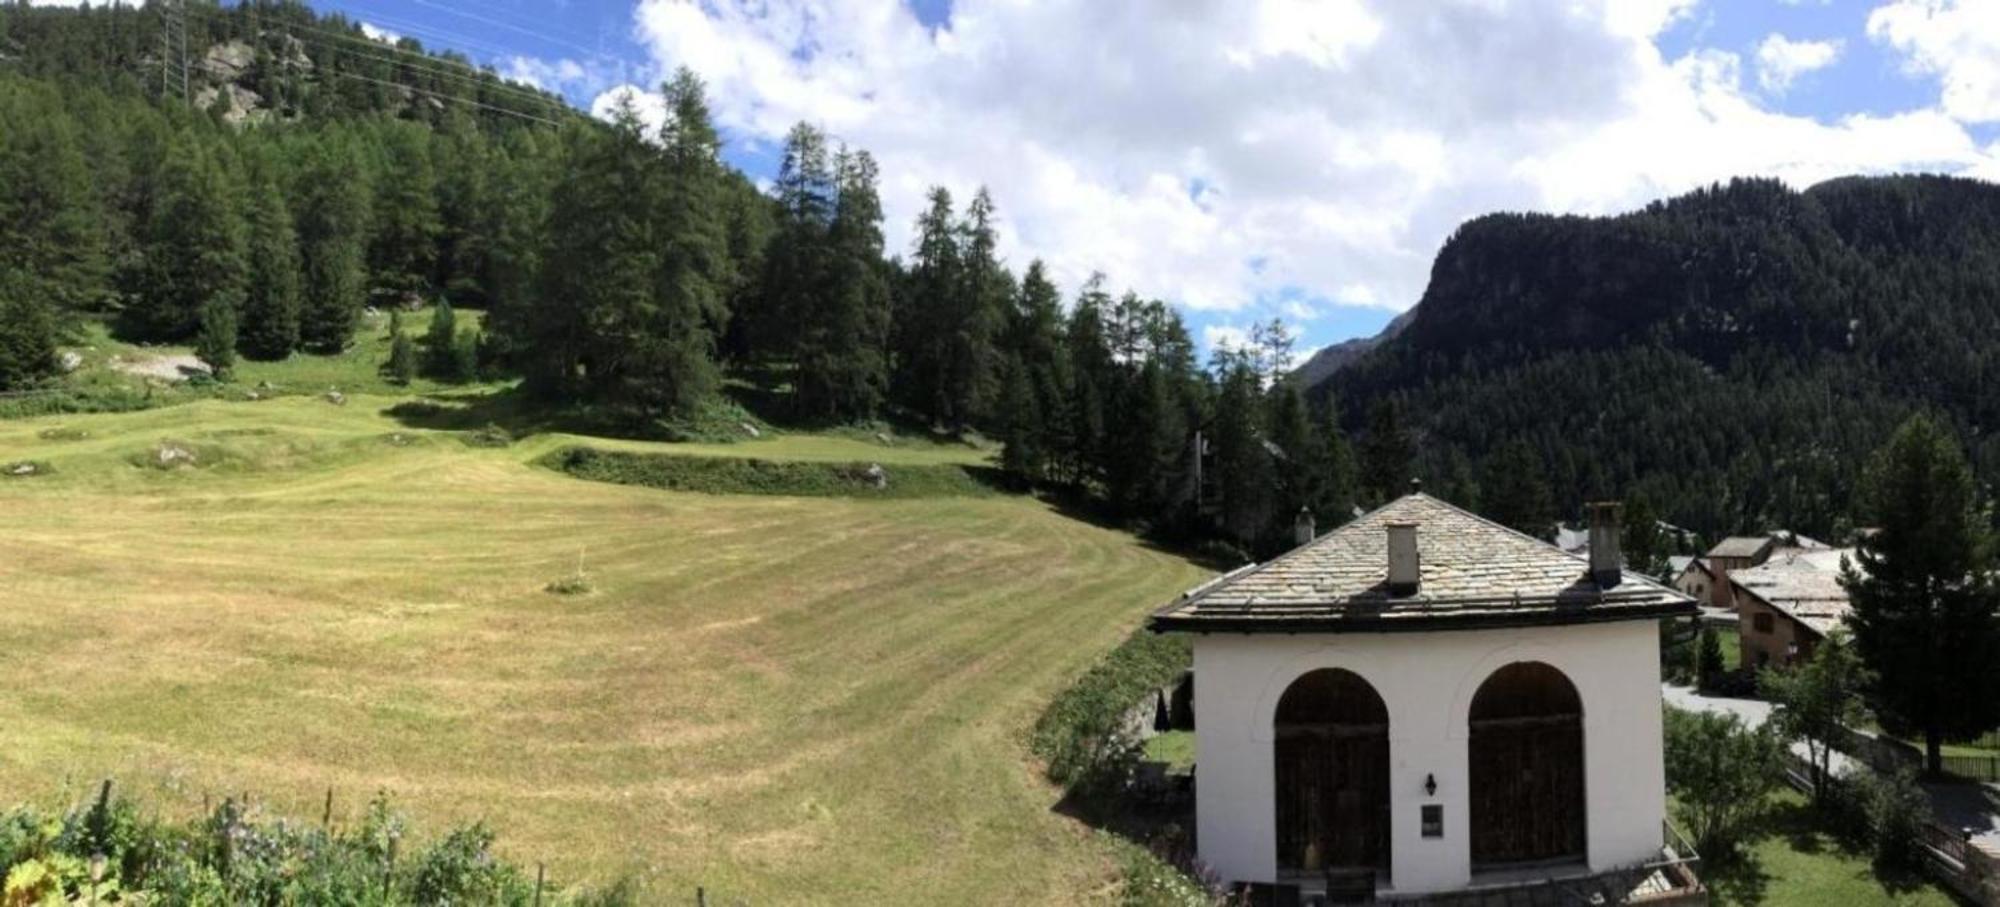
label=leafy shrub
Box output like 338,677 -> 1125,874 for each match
0,784 -> 626,905
1851,767 -> 1933,871
1104,831 -> 1217,907
542,446 -> 996,499
1664,706 -> 1786,855
1031,628 -> 1192,799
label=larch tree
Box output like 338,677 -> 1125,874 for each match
133,137 -> 247,341
295,137 -> 372,353
193,294 -> 238,381
795,146 -> 889,421
1844,413 -> 2000,776
238,163 -> 302,359
754,122 -> 835,370
899,186 -> 961,425
367,121 -> 442,298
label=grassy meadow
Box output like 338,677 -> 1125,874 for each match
0,387 -> 1212,903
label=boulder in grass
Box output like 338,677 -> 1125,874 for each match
153,442 -> 196,469
323,391 -> 347,406
740,422 -> 761,439
58,351 -> 82,372
875,432 -> 894,446
5,461 -> 48,478
863,463 -> 888,489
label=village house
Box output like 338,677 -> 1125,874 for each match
1728,547 -> 1856,669
1151,486 -> 1701,903
1668,556 -> 1715,602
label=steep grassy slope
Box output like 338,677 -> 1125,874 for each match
0,397 -> 1210,904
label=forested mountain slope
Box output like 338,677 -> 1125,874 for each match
1321,176 -> 2000,542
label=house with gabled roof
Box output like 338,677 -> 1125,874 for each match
1150,485 -> 1701,902
1729,547 -> 1857,669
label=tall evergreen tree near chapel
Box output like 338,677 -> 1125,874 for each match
1844,413 -> 2000,776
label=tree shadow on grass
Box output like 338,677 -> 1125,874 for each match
380,387 -> 685,442
1701,844 -> 1773,906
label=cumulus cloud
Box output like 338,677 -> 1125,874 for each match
1756,34 -> 1843,94
602,0 -> 2000,326
1869,0 -> 2000,123
500,55 -> 618,98
359,22 -> 403,45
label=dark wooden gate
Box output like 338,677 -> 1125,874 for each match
1469,662 -> 1585,867
1273,669 -> 1390,874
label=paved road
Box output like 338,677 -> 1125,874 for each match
1664,683 -> 2000,847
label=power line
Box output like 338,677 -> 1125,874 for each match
314,67 -> 564,125
179,4 -> 565,112
401,0 -> 606,62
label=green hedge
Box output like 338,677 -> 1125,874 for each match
540,446 -> 998,499
1030,627 -> 1191,796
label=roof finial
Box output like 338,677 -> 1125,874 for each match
1409,477 -> 1423,495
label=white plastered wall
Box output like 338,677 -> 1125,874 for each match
1189,620 -> 1666,895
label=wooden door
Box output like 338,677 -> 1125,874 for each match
1468,662 -> 1586,867
1274,726 -> 1389,872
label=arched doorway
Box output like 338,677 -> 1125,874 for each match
1273,668 -> 1390,877
1468,662 -> 1585,868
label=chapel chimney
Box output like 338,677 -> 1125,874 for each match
1588,501 -> 1623,588
1293,508 -> 1317,547
1386,521 -> 1420,596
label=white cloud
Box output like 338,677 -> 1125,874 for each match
359,22 -> 403,45
1203,324 -> 1252,354
1869,0 -> 2000,123
500,55 -> 617,97
1755,34 -> 1842,94
607,0 -> 2000,323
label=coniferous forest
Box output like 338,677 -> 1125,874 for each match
6,2 -> 2000,558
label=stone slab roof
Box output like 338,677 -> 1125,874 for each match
1707,536 -> 1776,560
1731,548 -> 1858,638
1151,493 -> 1695,634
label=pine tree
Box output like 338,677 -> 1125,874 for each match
133,137 -> 248,340
1313,401 -> 1360,526
752,122 -> 834,368
433,116 -> 494,307
1357,398 -> 1415,506
0,85 -> 107,318
948,187 -> 1008,425
1482,439 -> 1554,537
368,121 -> 441,297
796,146 -> 890,421
647,67 -> 729,412
423,299 -> 458,378
383,309 -> 416,385
1624,495 -> 1667,579
295,137 -> 372,353
996,354 -> 1044,482
1267,384 -> 1317,519
194,295 -> 238,381
1845,414 -> 2000,776
899,186 -> 962,425
1211,351 -> 1275,545
238,164 -> 302,359
0,273 -> 59,391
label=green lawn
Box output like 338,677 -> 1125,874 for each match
1717,625 -> 1743,671
1700,789 -> 1956,906
0,393 -> 1204,904
1142,731 -> 1195,772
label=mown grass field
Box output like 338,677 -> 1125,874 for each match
0,392 -> 1212,903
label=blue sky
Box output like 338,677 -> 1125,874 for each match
302,0 -> 2000,363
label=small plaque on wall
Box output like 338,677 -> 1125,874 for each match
1421,804 -> 1443,838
